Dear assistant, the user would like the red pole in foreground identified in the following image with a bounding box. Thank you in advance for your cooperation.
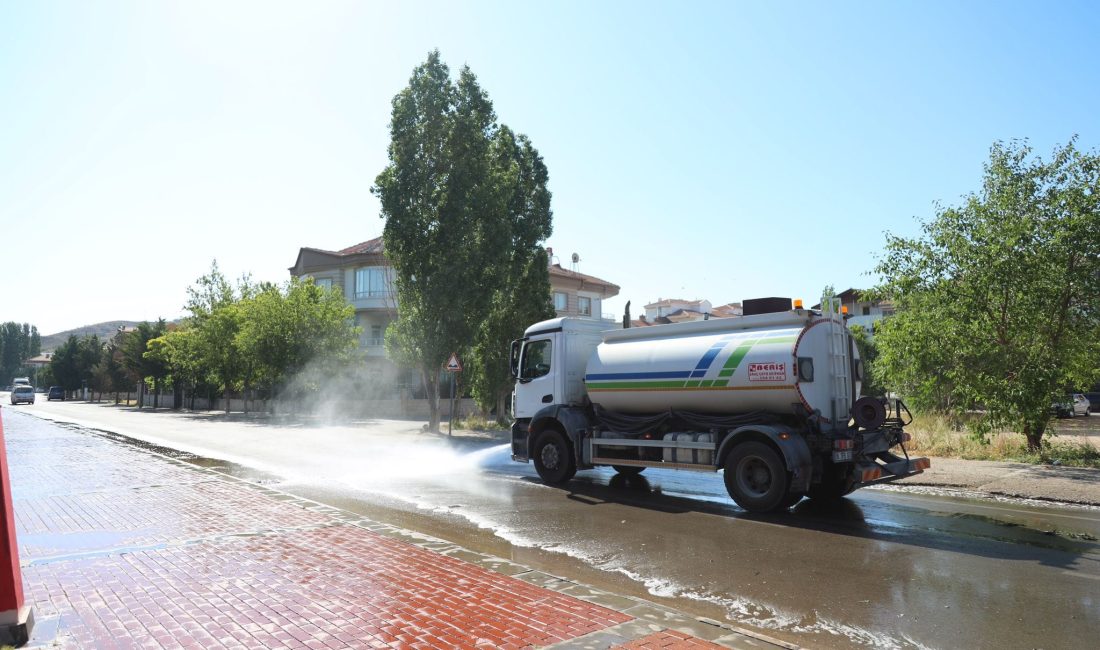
[0,409,33,646]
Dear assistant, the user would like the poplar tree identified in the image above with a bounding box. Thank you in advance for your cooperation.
[374,51,553,431]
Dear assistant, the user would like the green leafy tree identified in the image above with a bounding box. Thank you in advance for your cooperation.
[468,127,555,420]
[0,321,40,382]
[373,51,549,430]
[875,139,1100,450]
[49,335,82,391]
[119,321,168,406]
[236,278,359,401]
[183,261,247,413]
[145,328,209,408]
[849,325,884,398]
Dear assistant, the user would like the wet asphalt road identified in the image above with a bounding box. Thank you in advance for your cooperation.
[6,401,1100,649]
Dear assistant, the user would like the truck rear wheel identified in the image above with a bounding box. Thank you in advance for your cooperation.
[724,441,791,512]
[532,429,576,484]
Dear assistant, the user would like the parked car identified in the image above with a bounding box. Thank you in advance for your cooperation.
[1054,394,1091,418]
[10,386,35,405]
[1085,392,1100,414]
[47,386,64,401]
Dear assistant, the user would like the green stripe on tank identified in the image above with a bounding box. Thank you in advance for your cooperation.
[720,339,757,373]
[756,336,796,345]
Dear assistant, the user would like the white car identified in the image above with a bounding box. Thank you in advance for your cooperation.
[1055,394,1091,418]
[10,386,35,405]
[1072,394,1091,417]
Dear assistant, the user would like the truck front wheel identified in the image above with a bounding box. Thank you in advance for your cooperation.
[532,429,576,484]
[724,441,791,512]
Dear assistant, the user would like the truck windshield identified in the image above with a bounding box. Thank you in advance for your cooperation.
[520,339,552,380]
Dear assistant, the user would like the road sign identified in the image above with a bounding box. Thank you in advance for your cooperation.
[444,352,462,372]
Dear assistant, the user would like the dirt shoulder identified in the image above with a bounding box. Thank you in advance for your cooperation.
[900,455,1100,506]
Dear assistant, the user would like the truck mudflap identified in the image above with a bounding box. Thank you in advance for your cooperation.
[852,454,930,487]
[511,419,530,462]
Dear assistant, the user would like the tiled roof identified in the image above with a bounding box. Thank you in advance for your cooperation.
[335,237,384,256]
[644,298,707,310]
[548,264,619,291]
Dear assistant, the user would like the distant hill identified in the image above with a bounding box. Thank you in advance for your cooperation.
[40,321,142,351]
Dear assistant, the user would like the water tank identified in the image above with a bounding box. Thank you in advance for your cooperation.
[582,310,859,427]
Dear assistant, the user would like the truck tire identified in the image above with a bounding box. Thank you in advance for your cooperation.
[532,429,576,484]
[612,465,645,476]
[808,462,856,502]
[724,441,791,512]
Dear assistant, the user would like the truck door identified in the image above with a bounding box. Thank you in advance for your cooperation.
[515,337,556,418]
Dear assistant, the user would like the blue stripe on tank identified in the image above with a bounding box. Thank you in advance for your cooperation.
[584,371,693,381]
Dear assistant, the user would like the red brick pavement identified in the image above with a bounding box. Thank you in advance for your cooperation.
[1,411,742,649]
[23,526,630,649]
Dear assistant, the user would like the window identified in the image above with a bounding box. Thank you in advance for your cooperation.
[578,296,592,316]
[862,306,871,316]
[553,292,568,311]
[520,339,552,380]
[314,277,333,290]
[355,267,389,298]
[370,325,383,347]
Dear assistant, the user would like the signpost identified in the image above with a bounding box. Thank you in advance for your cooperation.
[444,353,462,437]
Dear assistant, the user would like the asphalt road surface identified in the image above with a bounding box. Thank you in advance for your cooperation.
[6,397,1100,649]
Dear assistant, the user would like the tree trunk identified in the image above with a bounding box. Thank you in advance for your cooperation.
[422,365,440,432]
[1023,422,1045,453]
[495,390,509,426]
[154,378,160,409]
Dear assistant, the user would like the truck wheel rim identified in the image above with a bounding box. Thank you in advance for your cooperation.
[541,443,560,469]
[738,457,772,497]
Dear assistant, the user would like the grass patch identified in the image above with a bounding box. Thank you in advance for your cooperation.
[452,413,509,432]
[905,412,1100,468]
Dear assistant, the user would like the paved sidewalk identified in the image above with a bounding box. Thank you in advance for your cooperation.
[2,411,784,649]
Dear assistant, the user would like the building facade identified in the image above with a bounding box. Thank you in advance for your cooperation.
[289,238,621,351]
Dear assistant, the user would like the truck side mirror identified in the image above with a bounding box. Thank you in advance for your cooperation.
[509,340,522,379]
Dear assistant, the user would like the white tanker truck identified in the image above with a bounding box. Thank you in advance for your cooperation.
[509,297,929,513]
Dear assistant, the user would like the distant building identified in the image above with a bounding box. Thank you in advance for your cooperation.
[630,299,743,327]
[546,249,620,322]
[25,353,52,367]
[288,237,396,357]
[813,288,894,333]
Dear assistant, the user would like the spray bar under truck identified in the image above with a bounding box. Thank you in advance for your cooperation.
[508,297,929,513]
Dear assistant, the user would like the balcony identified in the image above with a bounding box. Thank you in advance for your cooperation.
[351,290,397,310]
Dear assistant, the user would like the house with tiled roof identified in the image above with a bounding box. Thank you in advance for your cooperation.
[289,239,622,357]
[631,299,743,327]
[545,249,620,321]
[288,236,395,356]
[812,288,895,333]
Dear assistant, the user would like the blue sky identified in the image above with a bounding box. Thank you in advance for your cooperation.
[2,1,1097,335]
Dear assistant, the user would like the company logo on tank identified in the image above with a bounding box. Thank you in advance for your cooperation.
[747,362,786,382]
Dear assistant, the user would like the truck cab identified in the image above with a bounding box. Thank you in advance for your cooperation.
[510,318,609,459]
